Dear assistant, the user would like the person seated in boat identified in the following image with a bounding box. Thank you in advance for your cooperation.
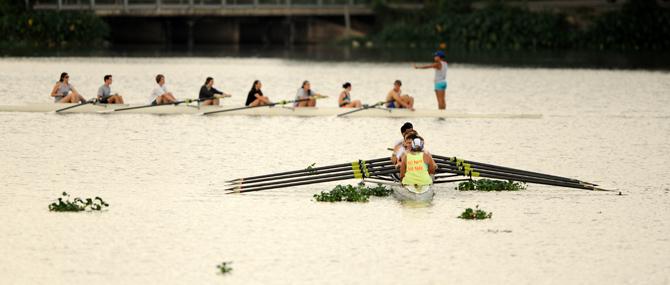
[294,80,324,107]
[97,74,124,104]
[246,80,272,107]
[199,77,229,106]
[391,122,415,166]
[399,134,437,186]
[150,74,177,105]
[50,72,86,103]
[385,80,414,110]
[338,82,361,108]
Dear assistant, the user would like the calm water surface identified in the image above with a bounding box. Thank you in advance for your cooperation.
[0,57,669,284]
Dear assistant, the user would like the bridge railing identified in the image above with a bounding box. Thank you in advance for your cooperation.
[32,0,424,9]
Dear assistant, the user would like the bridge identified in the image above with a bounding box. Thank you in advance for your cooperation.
[31,0,425,45]
[32,0,423,16]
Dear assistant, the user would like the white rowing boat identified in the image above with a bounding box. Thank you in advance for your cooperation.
[0,103,542,119]
[391,184,435,203]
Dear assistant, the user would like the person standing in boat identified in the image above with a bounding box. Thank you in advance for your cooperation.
[97,75,124,104]
[385,80,414,110]
[50,72,86,103]
[294,80,324,107]
[413,51,448,110]
[150,74,177,105]
[245,80,272,107]
[399,134,437,186]
[199,77,229,106]
[338,82,362,108]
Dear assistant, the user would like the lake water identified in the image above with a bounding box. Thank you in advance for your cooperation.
[0,57,669,284]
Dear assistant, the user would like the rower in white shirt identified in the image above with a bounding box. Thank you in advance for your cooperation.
[391,122,415,166]
[150,74,177,105]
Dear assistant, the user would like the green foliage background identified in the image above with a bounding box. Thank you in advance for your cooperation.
[372,0,670,51]
[0,0,109,47]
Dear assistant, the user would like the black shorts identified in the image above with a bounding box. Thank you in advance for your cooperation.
[99,96,110,103]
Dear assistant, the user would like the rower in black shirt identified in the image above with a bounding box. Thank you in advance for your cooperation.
[199,77,229,106]
[245,80,272,106]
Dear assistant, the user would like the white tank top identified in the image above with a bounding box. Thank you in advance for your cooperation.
[434,61,447,83]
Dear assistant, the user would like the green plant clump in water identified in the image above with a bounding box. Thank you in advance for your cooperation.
[306,163,317,173]
[457,179,526,191]
[313,184,392,202]
[48,192,109,212]
[217,261,233,275]
[458,205,493,220]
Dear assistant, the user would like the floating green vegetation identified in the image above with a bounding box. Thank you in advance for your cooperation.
[48,192,109,212]
[457,179,526,191]
[306,163,317,173]
[313,184,392,202]
[217,261,233,275]
[458,205,493,220]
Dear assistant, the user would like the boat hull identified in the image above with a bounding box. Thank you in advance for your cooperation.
[391,184,434,203]
[0,103,543,119]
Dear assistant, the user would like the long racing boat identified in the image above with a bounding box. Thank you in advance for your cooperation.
[0,103,543,119]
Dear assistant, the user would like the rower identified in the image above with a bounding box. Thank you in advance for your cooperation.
[294,80,324,107]
[413,50,448,110]
[97,75,124,104]
[385,80,414,110]
[399,134,437,186]
[199,77,229,106]
[391,122,414,165]
[150,74,176,105]
[50,72,86,103]
[338,82,362,108]
[245,80,271,107]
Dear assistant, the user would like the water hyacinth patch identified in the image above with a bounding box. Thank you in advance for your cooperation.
[313,184,392,202]
[457,179,526,191]
[217,261,233,275]
[48,192,109,212]
[458,205,493,220]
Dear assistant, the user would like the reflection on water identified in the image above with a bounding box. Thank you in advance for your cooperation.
[3,44,670,70]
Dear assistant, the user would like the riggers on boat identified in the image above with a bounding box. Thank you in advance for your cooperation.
[0,103,543,119]
[224,155,612,199]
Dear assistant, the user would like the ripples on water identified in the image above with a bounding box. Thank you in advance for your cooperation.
[0,58,669,284]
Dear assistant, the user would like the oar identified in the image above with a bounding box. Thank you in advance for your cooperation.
[225,165,397,192]
[227,168,399,194]
[434,162,610,191]
[202,95,328,116]
[225,157,390,183]
[434,159,587,187]
[54,98,97,113]
[337,100,391,117]
[227,160,394,189]
[105,95,229,113]
[432,155,597,186]
[226,160,394,186]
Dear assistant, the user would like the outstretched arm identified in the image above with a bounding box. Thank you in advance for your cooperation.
[413,62,440,70]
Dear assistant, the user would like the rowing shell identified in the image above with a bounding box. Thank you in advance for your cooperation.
[0,103,543,119]
[391,184,435,203]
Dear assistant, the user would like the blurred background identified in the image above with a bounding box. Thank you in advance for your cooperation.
[1,0,669,68]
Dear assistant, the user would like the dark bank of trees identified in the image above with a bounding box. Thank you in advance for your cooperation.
[0,0,108,47]
[370,0,670,51]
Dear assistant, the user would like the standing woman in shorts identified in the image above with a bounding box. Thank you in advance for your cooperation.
[413,51,448,110]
